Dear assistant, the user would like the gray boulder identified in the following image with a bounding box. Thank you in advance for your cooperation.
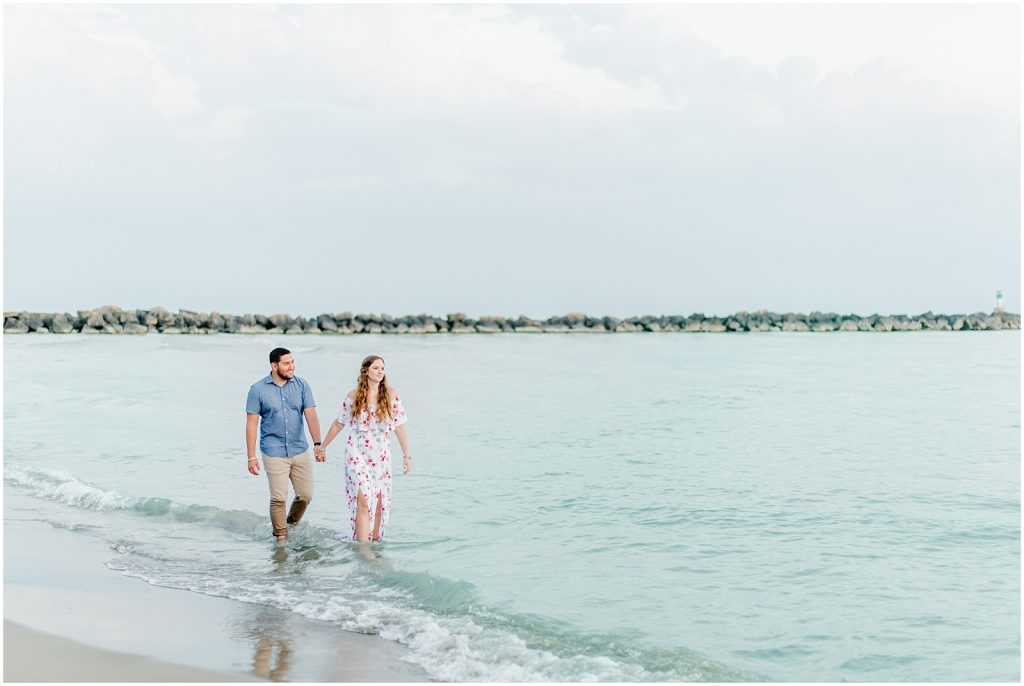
[149,307,176,327]
[21,313,46,331]
[123,323,148,334]
[270,313,294,329]
[50,313,74,334]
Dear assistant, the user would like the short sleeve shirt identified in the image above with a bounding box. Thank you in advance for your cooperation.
[246,375,316,457]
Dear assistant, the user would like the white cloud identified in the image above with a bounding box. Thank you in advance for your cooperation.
[86,25,203,119]
[179,107,249,142]
[291,5,679,115]
[626,4,1019,114]
[149,63,202,118]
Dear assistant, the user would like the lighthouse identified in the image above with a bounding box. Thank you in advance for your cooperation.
[996,290,1004,313]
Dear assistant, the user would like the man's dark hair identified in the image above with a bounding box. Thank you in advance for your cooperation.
[269,347,291,364]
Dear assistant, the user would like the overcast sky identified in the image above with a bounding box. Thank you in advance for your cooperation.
[4,3,1020,318]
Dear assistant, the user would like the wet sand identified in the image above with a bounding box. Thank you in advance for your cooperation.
[3,515,429,682]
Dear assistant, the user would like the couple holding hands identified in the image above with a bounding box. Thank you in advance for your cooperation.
[245,348,412,544]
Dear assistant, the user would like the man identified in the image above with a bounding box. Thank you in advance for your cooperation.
[246,347,324,543]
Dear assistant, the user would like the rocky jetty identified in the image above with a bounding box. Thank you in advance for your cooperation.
[2,307,1019,334]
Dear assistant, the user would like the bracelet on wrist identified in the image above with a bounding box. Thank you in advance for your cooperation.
[247,457,257,462]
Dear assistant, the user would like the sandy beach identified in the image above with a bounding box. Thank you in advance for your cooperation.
[4,620,259,682]
[3,511,429,682]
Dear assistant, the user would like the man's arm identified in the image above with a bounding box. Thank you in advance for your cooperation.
[304,407,324,462]
[246,413,260,475]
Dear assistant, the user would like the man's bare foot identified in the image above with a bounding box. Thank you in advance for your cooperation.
[275,535,287,545]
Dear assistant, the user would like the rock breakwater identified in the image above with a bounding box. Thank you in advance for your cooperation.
[3,307,1019,334]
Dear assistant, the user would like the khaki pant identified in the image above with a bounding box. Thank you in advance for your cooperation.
[263,451,314,537]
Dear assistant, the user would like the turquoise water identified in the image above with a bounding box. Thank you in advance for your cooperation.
[3,332,1020,681]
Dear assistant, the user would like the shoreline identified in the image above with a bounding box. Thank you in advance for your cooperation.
[3,621,260,683]
[4,306,1020,334]
[3,512,430,683]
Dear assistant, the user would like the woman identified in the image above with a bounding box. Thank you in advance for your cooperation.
[317,355,411,542]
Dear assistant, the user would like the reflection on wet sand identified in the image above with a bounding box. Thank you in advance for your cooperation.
[237,606,296,682]
[252,633,293,682]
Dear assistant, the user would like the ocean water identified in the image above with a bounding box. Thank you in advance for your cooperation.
[3,332,1019,682]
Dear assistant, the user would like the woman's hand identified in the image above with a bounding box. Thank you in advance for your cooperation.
[403,455,412,474]
[314,445,327,462]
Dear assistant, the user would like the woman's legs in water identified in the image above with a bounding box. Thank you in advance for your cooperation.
[372,496,383,541]
[354,490,385,542]
[355,490,370,542]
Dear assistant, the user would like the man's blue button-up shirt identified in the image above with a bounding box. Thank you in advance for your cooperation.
[246,374,316,458]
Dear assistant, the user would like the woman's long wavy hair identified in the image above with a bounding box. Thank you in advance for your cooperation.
[351,355,392,422]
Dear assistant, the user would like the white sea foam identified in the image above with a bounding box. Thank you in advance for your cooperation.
[104,545,663,682]
[5,465,133,510]
[9,462,729,682]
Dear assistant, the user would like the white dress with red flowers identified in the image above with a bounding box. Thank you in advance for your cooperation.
[336,391,408,541]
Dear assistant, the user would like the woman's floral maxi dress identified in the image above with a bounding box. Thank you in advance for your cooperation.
[336,392,407,541]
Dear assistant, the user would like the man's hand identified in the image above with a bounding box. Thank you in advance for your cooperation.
[314,446,326,463]
[248,457,260,476]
